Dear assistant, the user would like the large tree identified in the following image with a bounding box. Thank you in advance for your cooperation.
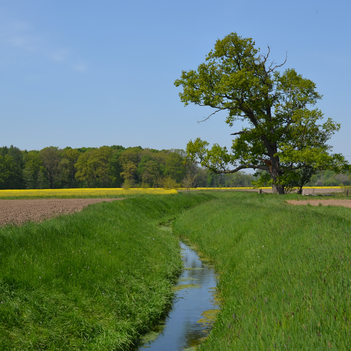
[175,33,347,194]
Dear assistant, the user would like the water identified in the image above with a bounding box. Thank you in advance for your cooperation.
[138,241,219,350]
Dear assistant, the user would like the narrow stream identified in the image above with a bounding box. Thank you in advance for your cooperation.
[138,241,219,350]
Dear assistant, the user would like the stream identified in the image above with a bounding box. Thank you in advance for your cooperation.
[138,241,219,350]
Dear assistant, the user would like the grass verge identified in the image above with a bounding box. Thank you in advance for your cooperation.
[0,193,213,350]
[173,191,351,350]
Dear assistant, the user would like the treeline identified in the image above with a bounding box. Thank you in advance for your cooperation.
[2,145,348,190]
[307,170,351,186]
[0,145,255,189]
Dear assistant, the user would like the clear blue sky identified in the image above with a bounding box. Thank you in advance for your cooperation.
[1,0,350,162]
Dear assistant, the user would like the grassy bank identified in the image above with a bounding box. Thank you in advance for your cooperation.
[173,192,351,350]
[0,193,213,350]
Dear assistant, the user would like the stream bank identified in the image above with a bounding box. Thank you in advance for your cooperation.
[137,240,219,350]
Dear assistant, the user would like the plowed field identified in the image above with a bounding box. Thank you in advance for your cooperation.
[0,198,123,226]
[287,199,351,208]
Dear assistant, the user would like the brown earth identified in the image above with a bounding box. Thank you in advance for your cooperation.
[0,198,123,226]
[287,199,351,208]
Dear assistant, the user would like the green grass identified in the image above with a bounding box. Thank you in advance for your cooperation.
[173,192,351,350]
[0,193,214,350]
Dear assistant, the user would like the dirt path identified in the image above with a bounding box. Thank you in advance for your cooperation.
[0,198,123,226]
[287,199,351,208]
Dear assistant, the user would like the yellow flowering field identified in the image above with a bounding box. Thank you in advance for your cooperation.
[180,187,257,190]
[0,186,343,198]
[0,188,178,199]
[179,186,343,191]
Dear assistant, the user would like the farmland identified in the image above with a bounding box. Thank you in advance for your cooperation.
[0,193,214,350]
[0,188,177,199]
[1,191,351,350]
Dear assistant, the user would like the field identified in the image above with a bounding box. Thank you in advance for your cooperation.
[173,192,351,350]
[0,199,123,226]
[0,193,214,350]
[1,190,351,350]
[0,188,177,199]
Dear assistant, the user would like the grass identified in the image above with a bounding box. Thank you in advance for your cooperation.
[172,191,351,350]
[0,193,214,350]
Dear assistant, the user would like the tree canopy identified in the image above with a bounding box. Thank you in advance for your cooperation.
[175,33,348,193]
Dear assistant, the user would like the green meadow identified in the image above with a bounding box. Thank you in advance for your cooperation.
[0,193,213,350]
[173,192,351,350]
[1,191,351,350]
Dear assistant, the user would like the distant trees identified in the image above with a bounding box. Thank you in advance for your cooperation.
[2,143,350,190]
[0,146,25,189]
[307,170,351,187]
[39,147,62,189]
[0,154,21,189]
[8,144,350,189]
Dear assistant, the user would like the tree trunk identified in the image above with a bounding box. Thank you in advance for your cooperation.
[269,154,284,194]
[272,183,284,194]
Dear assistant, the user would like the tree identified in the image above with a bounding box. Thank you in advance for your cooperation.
[108,151,124,187]
[61,148,81,188]
[0,155,19,189]
[90,146,113,187]
[39,147,62,188]
[175,33,348,194]
[138,158,161,187]
[182,171,196,191]
[0,146,25,188]
[164,151,186,183]
[75,151,94,187]
[23,151,45,189]
[120,162,137,186]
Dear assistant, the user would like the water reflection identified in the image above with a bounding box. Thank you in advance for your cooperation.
[138,241,219,350]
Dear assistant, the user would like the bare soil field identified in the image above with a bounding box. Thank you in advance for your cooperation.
[0,198,123,226]
[287,199,351,208]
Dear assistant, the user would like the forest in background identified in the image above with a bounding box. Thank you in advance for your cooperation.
[0,145,350,190]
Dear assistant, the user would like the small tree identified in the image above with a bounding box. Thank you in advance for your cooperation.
[182,171,196,191]
[163,177,179,189]
[175,33,348,194]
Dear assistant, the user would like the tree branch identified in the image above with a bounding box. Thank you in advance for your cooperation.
[197,109,222,123]
[266,52,288,73]
[261,46,271,65]
[230,131,250,136]
[209,164,268,174]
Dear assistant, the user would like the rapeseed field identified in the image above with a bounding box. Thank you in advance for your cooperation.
[0,188,177,199]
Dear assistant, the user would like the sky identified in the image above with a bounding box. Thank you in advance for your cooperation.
[1,0,350,163]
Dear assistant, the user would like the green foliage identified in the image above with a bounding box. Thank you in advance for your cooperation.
[307,170,351,187]
[23,151,46,189]
[173,192,351,349]
[75,147,113,188]
[39,147,61,189]
[61,148,80,188]
[0,155,23,189]
[175,33,348,194]
[164,151,186,183]
[108,151,124,187]
[251,170,272,188]
[0,144,256,190]
[223,171,255,187]
[162,176,180,189]
[0,146,25,189]
[121,179,132,189]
